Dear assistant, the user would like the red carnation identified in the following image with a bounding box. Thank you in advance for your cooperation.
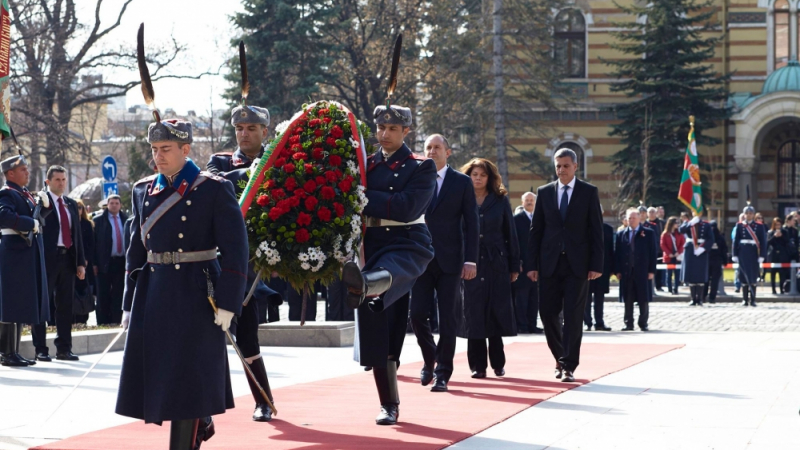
[338,179,352,193]
[323,117,332,124]
[318,108,329,116]
[284,163,296,173]
[294,188,307,199]
[329,155,342,167]
[284,177,297,192]
[280,148,291,158]
[305,196,318,211]
[326,137,337,146]
[293,152,308,161]
[309,118,321,127]
[325,171,339,183]
[256,195,270,207]
[295,228,310,243]
[271,188,286,200]
[334,202,345,217]
[297,212,312,227]
[288,196,300,208]
[312,148,324,160]
[335,169,343,178]
[293,127,304,135]
[291,144,302,153]
[303,180,317,193]
[289,135,300,144]
[305,163,314,174]
[314,129,324,137]
[268,207,284,221]
[321,186,335,200]
[274,157,286,168]
[317,207,332,222]
[314,176,325,186]
[330,125,344,139]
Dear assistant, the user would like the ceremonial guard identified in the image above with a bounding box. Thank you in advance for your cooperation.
[342,104,436,425]
[679,211,712,306]
[733,205,767,306]
[0,154,50,366]
[207,100,281,422]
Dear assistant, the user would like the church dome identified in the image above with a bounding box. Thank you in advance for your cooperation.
[762,60,800,94]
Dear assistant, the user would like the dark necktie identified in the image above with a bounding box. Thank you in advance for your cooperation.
[114,215,123,255]
[560,185,570,221]
[58,197,72,248]
[629,228,636,266]
[429,175,440,211]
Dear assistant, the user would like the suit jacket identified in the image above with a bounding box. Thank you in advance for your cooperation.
[615,226,657,302]
[528,178,603,278]
[93,209,129,274]
[425,166,479,274]
[43,193,86,273]
[513,210,534,289]
[590,222,616,294]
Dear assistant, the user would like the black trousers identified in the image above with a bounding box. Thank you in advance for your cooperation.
[325,276,354,321]
[623,274,649,328]
[410,258,460,381]
[96,257,125,325]
[288,286,317,322]
[231,298,261,358]
[704,264,723,301]
[513,282,539,332]
[584,291,606,327]
[32,253,75,354]
[539,254,588,372]
[467,337,505,372]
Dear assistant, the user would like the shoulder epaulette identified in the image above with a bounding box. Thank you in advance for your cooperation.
[199,171,226,183]
[410,153,427,161]
[212,152,234,157]
[134,174,158,186]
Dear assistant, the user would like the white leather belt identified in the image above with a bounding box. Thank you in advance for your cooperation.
[687,239,705,244]
[740,239,757,245]
[0,228,33,235]
[366,215,425,228]
[147,249,218,265]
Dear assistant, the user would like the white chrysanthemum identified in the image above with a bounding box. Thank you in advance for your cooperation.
[275,120,291,135]
[298,253,309,262]
[349,137,360,149]
[271,241,277,247]
[301,262,311,270]
[255,249,262,258]
[347,160,358,174]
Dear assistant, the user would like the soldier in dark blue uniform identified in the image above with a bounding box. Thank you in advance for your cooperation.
[116,119,249,450]
[679,211,712,306]
[342,104,436,425]
[0,155,50,366]
[733,205,767,307]
[206,104,281,423]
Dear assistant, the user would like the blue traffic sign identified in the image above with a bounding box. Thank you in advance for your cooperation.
[102,156,117,181]
[103,182,119,198]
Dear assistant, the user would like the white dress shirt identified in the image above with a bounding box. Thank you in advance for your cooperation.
[51,192,72,248]
[557,177,576,206]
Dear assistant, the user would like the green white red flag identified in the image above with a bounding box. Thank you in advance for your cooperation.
[0,0,10,139]
[678,116,702,214]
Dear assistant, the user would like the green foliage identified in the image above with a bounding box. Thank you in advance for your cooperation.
[603,0,731,213]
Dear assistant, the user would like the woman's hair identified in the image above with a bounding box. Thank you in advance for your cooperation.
[663,216,679,236]
[459,158,508,197]
[771,217,782,231]
[76,199,94,228]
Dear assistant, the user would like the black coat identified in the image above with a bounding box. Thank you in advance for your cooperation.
[93,210,129,274]
[708,222,728,267]
[43,192,86,271]
[589,223,616,295]
[78,218,96,294]
[458,193,519,339]
[512,210,534,290]
[528,178,604,278]
[424,166,479,274]
[768,229,790,263]
[615,226,657,303]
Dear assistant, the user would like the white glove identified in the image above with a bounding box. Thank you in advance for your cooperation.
[37,191,50,208]
[758,257,765,264]
[214,308,234,332]
[732,256,739,263]
[121,311,131,330]
[694,247,705,257]
[32,219,40,234]
[688,216,700,226]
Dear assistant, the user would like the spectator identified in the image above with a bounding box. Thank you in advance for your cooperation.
[93,194,128,325]
[657,206,666,222]
[660,216,685,295]
[703,221,728,304]
[513,192,542,334]
[618,215,629,232]
[732,213,745,293]
[645,207,665,292]
[784,212,799,263]
[755,213,764,224]
[767,217,789,294]
[73,200,95,325]
[680,211,690,225]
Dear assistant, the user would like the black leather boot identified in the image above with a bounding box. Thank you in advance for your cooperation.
[169,419,199,450]
[247,358,274,422]
[342,262,393,309]
[373,360,400,425]
[15,323,35,366]
[742,286,749,306]
[0,323,26,367]
[750,286,757,307]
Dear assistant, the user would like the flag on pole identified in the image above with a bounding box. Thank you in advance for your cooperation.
[0,0,11,138]
[678,115,702,214]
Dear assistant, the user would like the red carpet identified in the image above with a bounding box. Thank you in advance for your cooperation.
[35,342,681,450]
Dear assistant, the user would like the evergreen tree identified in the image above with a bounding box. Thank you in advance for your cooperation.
[604,0,731,212]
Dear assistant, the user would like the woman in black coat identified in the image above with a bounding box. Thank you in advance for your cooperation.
[457,158,519,378]
[767,217,789,294]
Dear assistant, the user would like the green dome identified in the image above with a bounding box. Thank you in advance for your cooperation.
[763,60,800,94]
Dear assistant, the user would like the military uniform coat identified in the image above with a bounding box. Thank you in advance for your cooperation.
[458,193,520,339]
[207,147,262,189]
[679,220,712,284]
[116,159,248,424]
[733,221,768,285]
[0,182,50,324]
[355,144,436,368]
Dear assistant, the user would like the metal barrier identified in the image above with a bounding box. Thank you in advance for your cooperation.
[655,260,800,295]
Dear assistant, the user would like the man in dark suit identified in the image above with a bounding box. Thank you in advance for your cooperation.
[31,165,86,361]
[92,194,128,325]
[585,208,614,331]
[645,207,665,292]
[410,134,479,392]
[615,208,657,331]
[528,148,603,383]
[513,192,542,334]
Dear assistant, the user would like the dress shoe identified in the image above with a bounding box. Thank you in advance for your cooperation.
[471,370,486,379]
[35,353,51,362]
[595,325,612,331]
[621,326,634,331]
[688,300,697,306]
[741,299,749,306]
[562,370,575,382]
[750,300,757,307]
[56,352,79,361]
[0,353,28,367]
[375,404,399,425]
[494,368,505,377]
[696,301,703,307]
[554,366,563,379]
[531,327,544,334]
[364,366,373,371]
[708,299,716,304]
[252,403,273,422]
[420,367,433,386]
[585,324,592,331]
[195,416,215,448]
[735,288,740,293]
[640,326,650,331]
[17,354,36,366]
[430,378,448,392]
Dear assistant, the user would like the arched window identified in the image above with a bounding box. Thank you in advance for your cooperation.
[558,142,586,179]
[777,139,800,197]
[775,0,791,70]
[554,9,586,79]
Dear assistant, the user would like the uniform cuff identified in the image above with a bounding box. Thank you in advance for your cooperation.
[464,262,476,266]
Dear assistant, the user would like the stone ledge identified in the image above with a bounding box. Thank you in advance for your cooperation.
[19,329,126,359]
[257,321,354,347]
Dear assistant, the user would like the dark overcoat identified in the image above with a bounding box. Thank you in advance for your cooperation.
[707,222,728,280]
[589,223,616,295]
[512,211,534,291]
[458,193,520,339]
[0,182,50,324]
[355,144,436,368]
[679,220,712,284]
[733,221,768,285]
[116,159,248,424]
[615,226,657,304]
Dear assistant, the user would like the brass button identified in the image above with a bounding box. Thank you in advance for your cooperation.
[181,216,187,221]
[146,233,151,239]
[178,233,184,239]
[385,227,390,231]
[186,200,192,206]
[145,201,149,206]
[389,187,394,190]
[480,234,483,238]
[178,249,183,253]
[175,264,180,270]
[150,267,155,272]
[481,278,484,281]
[394,173,399,177]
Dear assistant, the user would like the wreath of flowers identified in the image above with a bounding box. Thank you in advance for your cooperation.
[239,101,373,290]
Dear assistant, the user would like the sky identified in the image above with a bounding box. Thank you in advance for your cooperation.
[76,0,245,115]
